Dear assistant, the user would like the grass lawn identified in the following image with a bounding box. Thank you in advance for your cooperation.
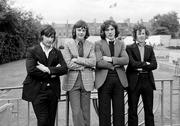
[0,59,180,126]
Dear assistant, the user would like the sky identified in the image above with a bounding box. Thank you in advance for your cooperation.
[11,0,180,24]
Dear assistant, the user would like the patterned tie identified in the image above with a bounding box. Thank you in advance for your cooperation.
[109,41,114,56]
[78,41,84,57]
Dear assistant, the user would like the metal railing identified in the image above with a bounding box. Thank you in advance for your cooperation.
[0,78,180,126]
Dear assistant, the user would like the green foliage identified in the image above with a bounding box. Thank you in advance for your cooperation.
[0,0,43,64]
[166,46,180,49]
[152,26,170,35]
[150,11,179,38]
[0,33,22,63]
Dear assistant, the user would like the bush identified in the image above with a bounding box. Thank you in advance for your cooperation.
[166,46,180,49]
[0,0,42,64]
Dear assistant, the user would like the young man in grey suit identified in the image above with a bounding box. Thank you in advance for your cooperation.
[22,25,68,126]
[95,20,129,126]
[62,20,96,126]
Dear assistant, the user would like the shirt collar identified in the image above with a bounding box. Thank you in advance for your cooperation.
[106,38,116,45]
[40,42,53,53]
[136,41,146,47]
[75,39,85,45]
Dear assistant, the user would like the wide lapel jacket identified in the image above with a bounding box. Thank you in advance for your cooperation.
[62,39,96,91]
[95,39,129,89]
[22,44,68,101]
[126,42,157,91]
[130,43,151,62]
[25,44,50,80]
[132,44,141,61]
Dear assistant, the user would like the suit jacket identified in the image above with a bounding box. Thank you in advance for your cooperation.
[62,39,96,91]
[126,43,157,91]
[22,44,68,102]
[94,39,129,89]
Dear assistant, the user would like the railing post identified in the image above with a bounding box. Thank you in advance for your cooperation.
[28,102,30,126]
[179,76,180,122]
[66,92,69,126]
[17,100,20,126]
[170,80,173,126]
[56,102,59,126]
[161,81,164,125]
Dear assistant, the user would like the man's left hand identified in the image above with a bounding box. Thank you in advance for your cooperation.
[36,62,50,74]
[102,56,112,62]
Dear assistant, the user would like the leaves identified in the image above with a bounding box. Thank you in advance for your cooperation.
[0,0,43,64]
[150,11,179,38]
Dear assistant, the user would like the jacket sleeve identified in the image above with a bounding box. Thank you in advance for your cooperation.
[26,48,49,79]
[143,47,157,71]
[48,50,68,76]
[95,41,114,70]
[62,42,84,70]
[112,41,129,66]
[126,45,157,71]
[126,46,147,69]
[75,43,96,68]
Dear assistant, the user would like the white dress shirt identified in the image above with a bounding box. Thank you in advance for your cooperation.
[40,42,53,58]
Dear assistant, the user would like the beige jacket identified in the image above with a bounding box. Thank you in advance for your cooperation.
[62,39,96,91]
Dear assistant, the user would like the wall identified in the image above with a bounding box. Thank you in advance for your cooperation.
[169,39,180,47]
[169,52,180,64]
[159,35,171,46]
[124,35,171,46]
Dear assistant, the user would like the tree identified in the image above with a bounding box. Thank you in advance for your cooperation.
[0,0,43,64]
[150,11,179,38]
[153,26,170,35]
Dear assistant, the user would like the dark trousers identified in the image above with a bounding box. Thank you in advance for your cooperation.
[128,73,154,126]
[32,87,58,126]
[98,73,125,126]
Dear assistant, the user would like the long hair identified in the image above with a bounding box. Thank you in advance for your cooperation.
[132,24,149,42]
[72,20,90,40]
[100,19,119,40]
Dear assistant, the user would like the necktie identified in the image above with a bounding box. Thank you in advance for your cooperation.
[78,41,83,57]
[109,41,114,56]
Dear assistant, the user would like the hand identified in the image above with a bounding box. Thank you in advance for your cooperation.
[51,75,56,78]
[137,68,142,71]
[102,56,112,62]
[146,62,150,65]
[114,65,121,68]
[110,66,115,71]
[56,64,61,67]
[36,62,50,74]
[72,58,78,62]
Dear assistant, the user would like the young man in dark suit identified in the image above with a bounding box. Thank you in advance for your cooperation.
[126,24,157,126]
[95,20,129,126]
[22,25,68,126]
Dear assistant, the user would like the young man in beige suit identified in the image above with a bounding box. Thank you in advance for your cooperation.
[95,20,129,126]
[62,20,96,126]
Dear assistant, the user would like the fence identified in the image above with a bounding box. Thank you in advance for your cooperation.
[0,78,180,126]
